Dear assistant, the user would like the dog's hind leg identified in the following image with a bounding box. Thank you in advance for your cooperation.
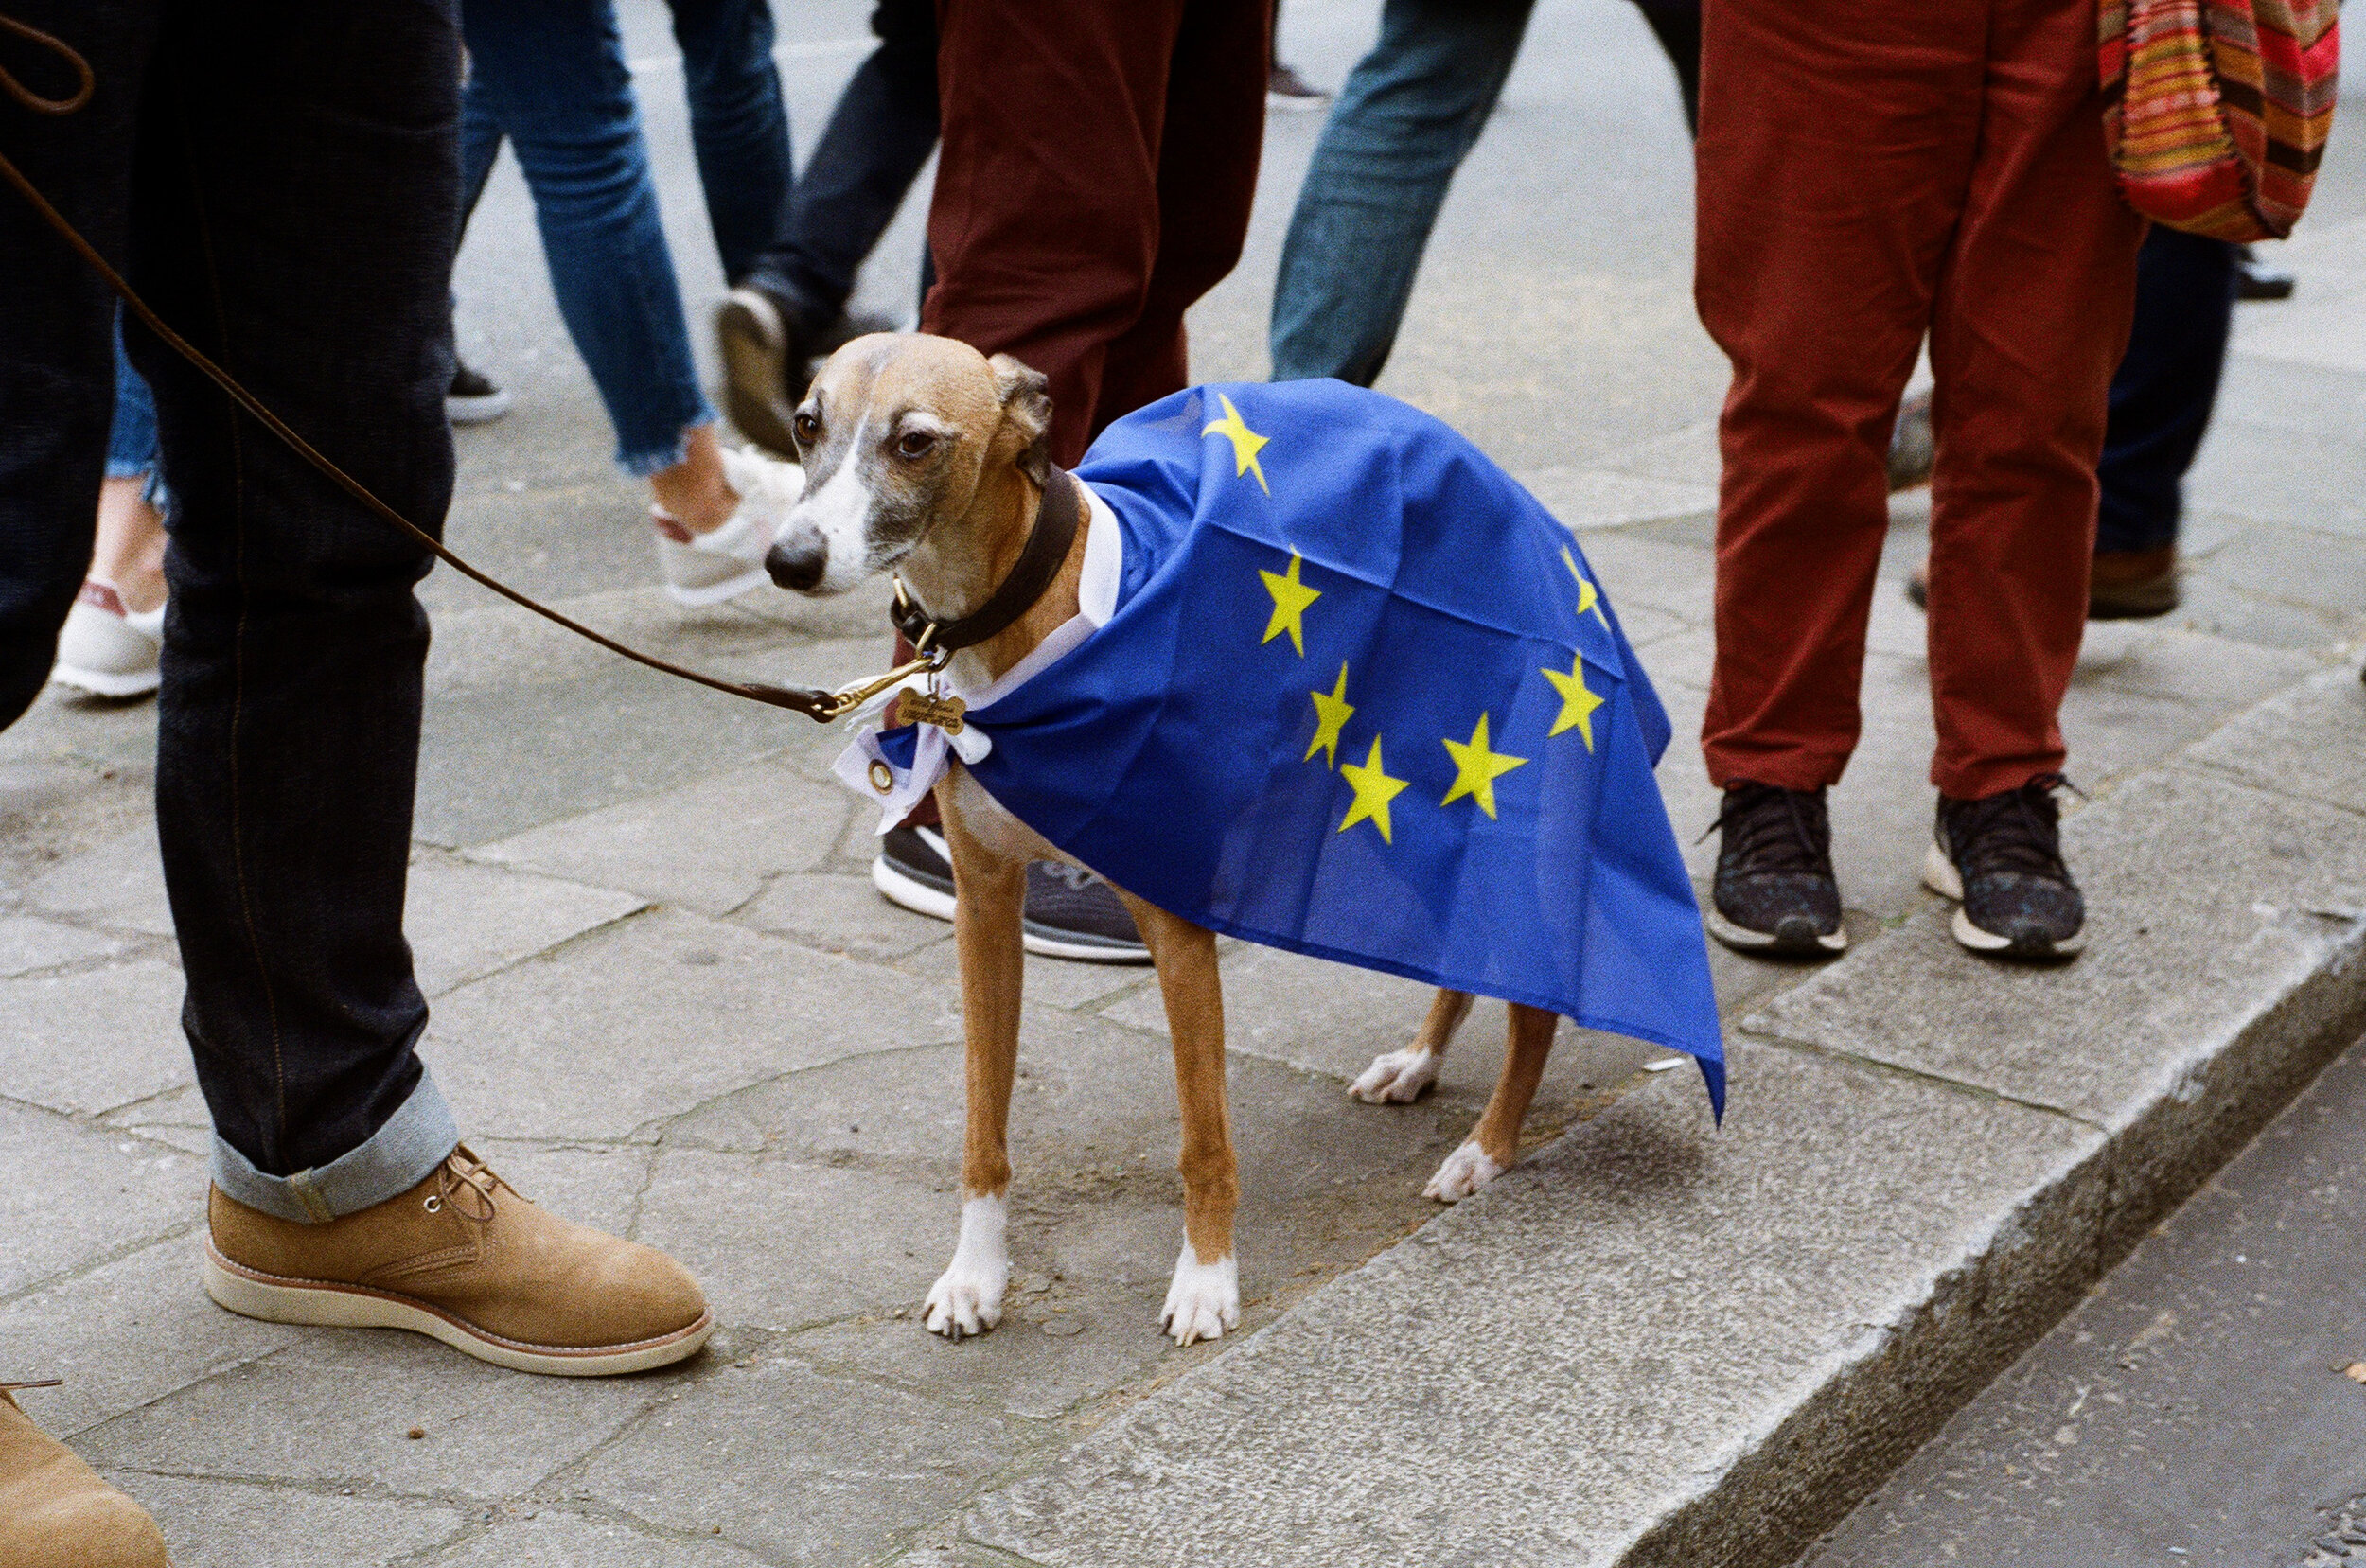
[1117,892,1242,1347]
[1425,1003,1556,1203]
[921,808,1028,1340]
[1350,988,1474,1104]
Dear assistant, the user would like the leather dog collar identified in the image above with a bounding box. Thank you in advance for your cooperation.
[890,466,1084,654]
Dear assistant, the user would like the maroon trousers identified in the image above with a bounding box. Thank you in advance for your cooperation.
[923,0,1268,467]
[1694,0,2145,800]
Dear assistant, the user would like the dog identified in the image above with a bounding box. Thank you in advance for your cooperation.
[767,334,1572,1347]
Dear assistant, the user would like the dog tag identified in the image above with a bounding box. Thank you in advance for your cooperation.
[893,688,967,735]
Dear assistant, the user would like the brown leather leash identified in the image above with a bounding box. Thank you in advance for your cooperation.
[0,13,916,724]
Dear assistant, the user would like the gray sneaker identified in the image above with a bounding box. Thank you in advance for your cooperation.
[1923,775,2085,959]
[873,825,1149,963]
[1705,782,1847,957]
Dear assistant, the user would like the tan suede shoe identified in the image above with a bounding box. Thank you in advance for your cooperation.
[203,1148,712,1376]
[0,1385,168,1568]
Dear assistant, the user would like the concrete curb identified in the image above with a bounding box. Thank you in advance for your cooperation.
[953,662,2366,1568]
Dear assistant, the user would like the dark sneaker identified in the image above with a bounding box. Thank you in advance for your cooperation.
[715,285,803,457]
[1886,390,1935,492]
[874,823,958,922]
[1923,775,2085,958]
[448,361,511,426]
[872,826,1150,964]
[1705,783,1846,956]
[2235,244,2296,301]
[1024,861,1150,963]
[1267,61,1332,111]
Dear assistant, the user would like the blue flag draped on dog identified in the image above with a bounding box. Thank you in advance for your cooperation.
[840,380,1724,1116]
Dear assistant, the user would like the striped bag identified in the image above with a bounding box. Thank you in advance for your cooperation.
[2099,0,2340,241]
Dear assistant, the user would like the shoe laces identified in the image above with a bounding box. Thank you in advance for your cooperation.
[1704,783,1831,873]
[1945,773,2079,881]
[426,1147,507,1222]
[1036,861,1102,891]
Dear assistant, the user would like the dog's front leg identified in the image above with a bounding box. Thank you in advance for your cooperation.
[921,803,1028,1340]
[1114,893,1241,1347]
[1349,987,1474,1103]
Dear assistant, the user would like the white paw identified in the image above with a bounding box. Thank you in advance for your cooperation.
[1349,1047,1440,1104]
[1157,1245,1240,1347]
[1422,1140,1505,1203]
[922,1196,1009,1340]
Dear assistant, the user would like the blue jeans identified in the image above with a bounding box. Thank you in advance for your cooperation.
[458,0,764,475]
[741,0,938,327]
[107,316,159,481]
[1270,0,1534,387]
[2,0,465,1220]
[2095,227,2237,555]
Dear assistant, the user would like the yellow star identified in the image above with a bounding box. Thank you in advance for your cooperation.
[1542,653,1606,751]
[1202,393,1270,494]
[1259,551,1321,657]
[1305,662,1354,768]
[1562,546,1611,629]
[1439,714,1529,819]
[1336,736,1410,844]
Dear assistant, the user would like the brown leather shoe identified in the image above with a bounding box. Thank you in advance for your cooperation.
[2089,545,2179,619]
[0,1385,168,1568]
[203,1148,712,1376]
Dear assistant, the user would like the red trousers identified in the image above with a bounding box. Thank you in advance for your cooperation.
[1694,0,2145,800]
[924,0,1268,467]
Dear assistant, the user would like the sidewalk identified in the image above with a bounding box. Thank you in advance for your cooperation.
[2,2,2363,1563]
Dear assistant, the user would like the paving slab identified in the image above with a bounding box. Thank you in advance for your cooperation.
[81,1330,667,1499]
[2190,660,2366,815]
[1748,767,2366,1127]
[419,908,961,1141]
[0,960,191,1118]
[118,1474,464,1568]
[0,1103,203,1298]
[405,858,646,997]
[965,1042,2098,1568]
[0,1236,295,1439]
[468,758,845,916]
[430,1512,778,1566]
[0,913,128,978]
[741,871,949,960]
[20,827,174,936]
[577,1359,1016,1566]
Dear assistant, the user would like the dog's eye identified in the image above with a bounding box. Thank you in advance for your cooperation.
[894,430,938,460]
[792,409,821,446]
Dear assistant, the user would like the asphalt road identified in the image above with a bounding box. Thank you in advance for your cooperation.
[1805,1033,2366,1568]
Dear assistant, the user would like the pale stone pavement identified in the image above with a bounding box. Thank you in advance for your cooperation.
[3,1,2363,1562]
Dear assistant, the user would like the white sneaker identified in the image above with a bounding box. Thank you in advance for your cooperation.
[652,446,806,608]
[50,580,164,697]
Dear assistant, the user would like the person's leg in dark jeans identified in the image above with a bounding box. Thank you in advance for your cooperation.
[664,0,795,285]
[4,0,709,1388]
[719,0,940,451]
[1268,0,1533,387]
[2090,226,2237,616]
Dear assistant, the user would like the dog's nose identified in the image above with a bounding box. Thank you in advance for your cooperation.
[766,526,828,592]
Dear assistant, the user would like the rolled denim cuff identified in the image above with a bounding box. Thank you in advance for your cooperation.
[209,1069,459,1224]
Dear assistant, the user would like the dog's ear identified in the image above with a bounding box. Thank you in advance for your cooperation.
[988,353,1053,487]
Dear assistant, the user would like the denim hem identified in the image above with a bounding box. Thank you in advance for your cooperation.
[209,1070,460,1223]
[618,410,719,479]
[103,459,154,482]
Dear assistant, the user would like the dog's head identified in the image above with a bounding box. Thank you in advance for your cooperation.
[764,333,1053,596]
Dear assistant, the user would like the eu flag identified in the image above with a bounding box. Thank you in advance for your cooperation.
[846,380,1723,1116]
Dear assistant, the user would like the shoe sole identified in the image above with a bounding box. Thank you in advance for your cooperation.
[1920,843,2086,958]
[1704,905,1846,958]
[715,294,801,458]
[202,1242,714,1377]
[662,564,771,608]
[48,661,160,698]
[447,391,513,426]
[874,854,1152,963]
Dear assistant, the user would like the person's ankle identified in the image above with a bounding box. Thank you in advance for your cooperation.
[648,427,740,534]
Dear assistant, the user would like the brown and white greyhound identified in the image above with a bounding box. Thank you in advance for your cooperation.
[766,334,1562,1346]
